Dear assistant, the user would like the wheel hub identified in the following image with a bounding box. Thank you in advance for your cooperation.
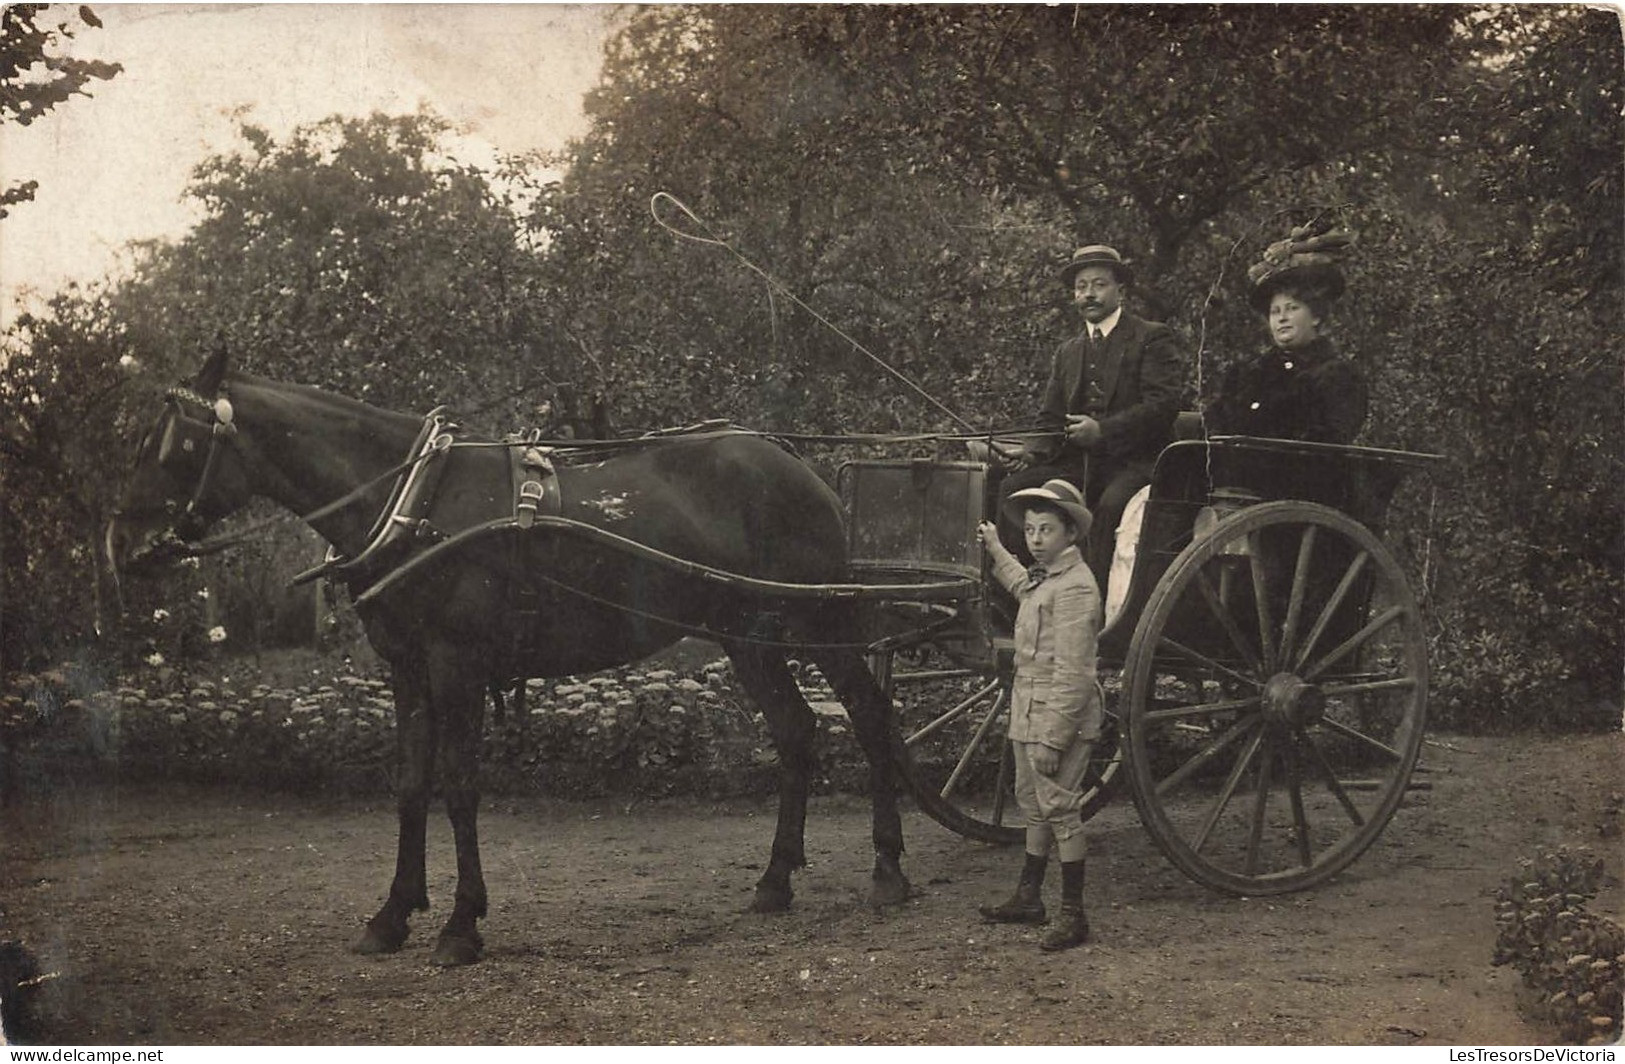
[1261,673,1326,728]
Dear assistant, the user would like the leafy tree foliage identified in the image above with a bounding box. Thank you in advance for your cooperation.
[117,111,557,429]
[3,112,558,675]
[533,4,1622,727]
[4,5,1619,729]
[0,284,133,672]
[0,3,122,216]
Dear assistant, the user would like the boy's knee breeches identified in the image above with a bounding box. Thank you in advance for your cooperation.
[1012,737,1098,842]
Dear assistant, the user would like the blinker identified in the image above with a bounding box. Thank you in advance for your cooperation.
[157,416,208,465]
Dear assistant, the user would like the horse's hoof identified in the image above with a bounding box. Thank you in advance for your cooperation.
[747,886,793,914]
[354,921,408,956]
[429,931,483,967]
[869,873,912,908]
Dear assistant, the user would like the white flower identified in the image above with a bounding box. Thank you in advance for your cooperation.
[182,557,201,569]
[196,588,210,600]
[207,626,227,644]
[151,608,170,622]
[145,652,165,667]
[118,354,138,368]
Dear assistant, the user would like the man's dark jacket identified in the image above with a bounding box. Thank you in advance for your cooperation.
[1031,313,1186,480]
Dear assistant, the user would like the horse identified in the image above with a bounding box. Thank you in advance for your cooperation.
[105,347,912,966]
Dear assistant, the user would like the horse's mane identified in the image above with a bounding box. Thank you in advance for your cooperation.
[226,370,425,432]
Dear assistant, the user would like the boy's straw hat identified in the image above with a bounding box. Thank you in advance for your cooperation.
[1004,479,1093,539]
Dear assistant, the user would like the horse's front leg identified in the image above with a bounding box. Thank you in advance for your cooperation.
[355,661,434,955]
[428,652,489,967]
[728,647,814,913]
[815,646,911,907]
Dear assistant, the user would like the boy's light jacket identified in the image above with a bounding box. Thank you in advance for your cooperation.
[988,542,1105,750]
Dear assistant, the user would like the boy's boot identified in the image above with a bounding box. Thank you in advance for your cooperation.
[1039,859,1090,951]
[978,851,1048,924]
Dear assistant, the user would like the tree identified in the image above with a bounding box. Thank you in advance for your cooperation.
[5,5,1618,727]
[111,111,563,431]
[533,4,1621,726]
[0,283,135,672]
[0,3,122,217]
[3,111,559,675]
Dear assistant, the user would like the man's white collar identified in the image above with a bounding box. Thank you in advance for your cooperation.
[1089,307,1124,339]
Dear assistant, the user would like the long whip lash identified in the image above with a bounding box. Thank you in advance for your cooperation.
[650,192,979,433]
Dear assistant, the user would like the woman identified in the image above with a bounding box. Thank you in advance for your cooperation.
[1104,232,1367,626]
[1205,235,1369,444]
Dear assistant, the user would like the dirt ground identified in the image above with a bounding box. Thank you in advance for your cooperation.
[1,731,1620,1046]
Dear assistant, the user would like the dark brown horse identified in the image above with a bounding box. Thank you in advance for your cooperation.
[106,348,911,966]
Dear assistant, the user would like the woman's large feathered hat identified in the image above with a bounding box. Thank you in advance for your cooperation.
[1247,219,1353,314]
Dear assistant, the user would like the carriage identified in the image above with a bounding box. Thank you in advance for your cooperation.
[846,427,1441,896]
[108,355,1442,963]
[351,415,1443,898]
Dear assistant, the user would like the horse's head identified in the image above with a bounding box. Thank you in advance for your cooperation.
[105,346,256,582]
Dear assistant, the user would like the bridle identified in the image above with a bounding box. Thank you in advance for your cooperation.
[121,384,433,562]
[160,384,240,541]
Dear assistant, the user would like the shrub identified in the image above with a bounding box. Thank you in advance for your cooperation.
[5,651,882,802]
[1492,846,1624,1045]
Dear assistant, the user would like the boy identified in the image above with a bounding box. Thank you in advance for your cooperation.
[975,478,1104,951]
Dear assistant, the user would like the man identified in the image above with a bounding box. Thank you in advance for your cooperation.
[999,245,1186,586]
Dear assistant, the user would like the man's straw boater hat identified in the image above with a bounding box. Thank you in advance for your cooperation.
[1247,219,1352,314]
[1060,244,1133,288]
[1004,479,1094,539]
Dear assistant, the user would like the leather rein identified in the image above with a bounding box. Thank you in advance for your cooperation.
[139,384,1060,566]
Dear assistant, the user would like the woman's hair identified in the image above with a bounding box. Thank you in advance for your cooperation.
[1264,282,1333,322]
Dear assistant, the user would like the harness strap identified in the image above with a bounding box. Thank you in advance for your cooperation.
[320,412,458,587]
[503,441,564,686]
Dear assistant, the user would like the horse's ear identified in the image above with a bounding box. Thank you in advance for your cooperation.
[195,340,229,396]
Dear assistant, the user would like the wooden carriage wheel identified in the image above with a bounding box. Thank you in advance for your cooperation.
[874,642,1123,846]
[1122,500,1428,894]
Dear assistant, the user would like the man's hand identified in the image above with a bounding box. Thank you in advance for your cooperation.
[991,439,1031,471]
[1032,744,1061,776]
[1065,414,1102,448]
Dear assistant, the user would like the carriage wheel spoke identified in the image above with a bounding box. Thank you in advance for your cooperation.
[1159,636,1261,689]
[1296,727,1366,826]
[1247,539,1278,670]
[990,744,1013,826]
[1284,734,1313,866]
[1145,693,1261,724]
[1290,550,1370,672]
[1195,570,1262,673]
[1243,740,1275,876]
[940,685,1006,799]
[904,677,1001,747]
[1301,605,1406,682]
[1278,525,1318,668]
[1317,715,1402,763]
[1193,726,1265,854]
[1319,676,1416,698]
[1156,713,1260,797]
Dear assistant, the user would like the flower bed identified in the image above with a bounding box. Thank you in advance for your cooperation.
[1,652,877,800]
